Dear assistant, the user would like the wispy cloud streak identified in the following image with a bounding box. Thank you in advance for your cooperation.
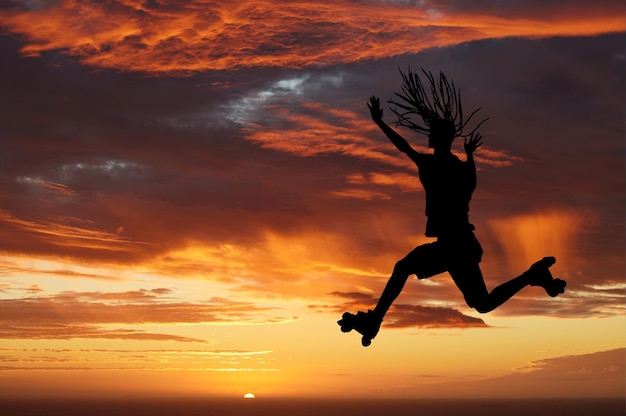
[0,289,293,341]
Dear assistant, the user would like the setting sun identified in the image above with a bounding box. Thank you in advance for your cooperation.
[244,393,256,399]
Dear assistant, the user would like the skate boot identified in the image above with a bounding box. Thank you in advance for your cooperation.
[337,310,382,347]
[524,256,566,297]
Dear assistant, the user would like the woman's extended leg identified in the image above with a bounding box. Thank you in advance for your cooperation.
[371,261,412,321]
[372,241,447,321]
[450,257,564,314]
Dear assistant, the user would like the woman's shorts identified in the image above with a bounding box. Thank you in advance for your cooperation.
[399,232,483,279]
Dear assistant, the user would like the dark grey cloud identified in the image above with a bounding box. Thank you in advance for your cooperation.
[0,32,623,317]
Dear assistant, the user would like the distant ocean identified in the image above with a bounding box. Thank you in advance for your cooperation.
[1,397,623,416]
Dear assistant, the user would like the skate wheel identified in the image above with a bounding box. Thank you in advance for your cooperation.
[545,278,566,297]
[339,324,352,333]
[527,256,557,287]
[337,316,353,333]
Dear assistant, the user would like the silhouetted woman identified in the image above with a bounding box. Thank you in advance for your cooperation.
[338,69,565,346]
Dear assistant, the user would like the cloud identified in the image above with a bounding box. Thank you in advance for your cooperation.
[239,91,520,168]
[0,209,156,261]
[0,23,622,322]
[388,303,487,328]
[360,348,626,398]
[0,289,294,341]
[0,347,278,372]
[491,284,626,318]
[326,291,488,329]
[0,324,204,343]
[0,0,622,74]
[244,101,400,162]
[465,348,626,398]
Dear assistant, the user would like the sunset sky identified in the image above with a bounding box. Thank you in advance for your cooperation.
[0,0,624,400]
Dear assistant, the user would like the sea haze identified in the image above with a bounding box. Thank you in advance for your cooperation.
[0,398,623,416]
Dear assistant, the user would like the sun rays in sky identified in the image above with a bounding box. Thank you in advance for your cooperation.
[0,0,624,399]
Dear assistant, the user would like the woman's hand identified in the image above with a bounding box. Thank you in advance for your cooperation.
[367,96,384,123]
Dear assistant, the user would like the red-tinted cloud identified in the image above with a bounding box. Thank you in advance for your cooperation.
[0,0,622,74]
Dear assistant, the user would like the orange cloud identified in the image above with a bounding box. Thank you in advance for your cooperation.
[0,0,622,74]
[0,209,155,260]
[0,289,292,341]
